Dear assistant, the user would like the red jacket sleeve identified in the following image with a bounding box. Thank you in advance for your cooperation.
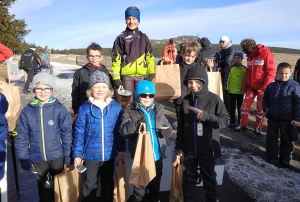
[0,43,13,63]
[262,51,276,90]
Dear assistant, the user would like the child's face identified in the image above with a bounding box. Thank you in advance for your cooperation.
[86,50,103,66]
[219,40,228,48]
[183,51,197,65]
[91,83,109,101]
[34,84,53,103]
[187,80,201,92]
[234,56,242,64]
[139,93,155,107]
[277,68,291,82]
[126,16,139,30]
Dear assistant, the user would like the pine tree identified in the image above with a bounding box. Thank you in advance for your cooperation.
[0,0,31,53]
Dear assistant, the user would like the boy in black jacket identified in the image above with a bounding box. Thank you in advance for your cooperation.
[262,62,300,168]
[175,64,229,202]
[71,42,112,115]
[173,41,200,121]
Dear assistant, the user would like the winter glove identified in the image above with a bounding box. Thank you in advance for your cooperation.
[64,155,71,168]
[113,79,123,88]
[144,74,155,82]
[160,127,173,138]
[175,149,183,156]
[20,159,31,170]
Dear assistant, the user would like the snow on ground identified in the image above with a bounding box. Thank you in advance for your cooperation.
[223,148,300,202]
[20,62,300,201]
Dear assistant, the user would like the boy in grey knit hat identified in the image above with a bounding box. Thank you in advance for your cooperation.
[15,73,73,202]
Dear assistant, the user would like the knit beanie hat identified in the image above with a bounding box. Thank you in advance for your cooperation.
[0,93,8,114]
[32,73,55,89]
[89,71,110,89]
[125,6,140,22]
[234,51,244,60]
[200,37,211,48]
[135,80,156,100]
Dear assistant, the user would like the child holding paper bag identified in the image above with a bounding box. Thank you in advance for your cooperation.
[119,80,172,202]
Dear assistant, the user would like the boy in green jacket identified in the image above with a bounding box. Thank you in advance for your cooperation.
[227,51,246,127]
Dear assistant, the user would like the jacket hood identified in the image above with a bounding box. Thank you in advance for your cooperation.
[25,49,34,54]
[250,44,269,57]
[183,64,208,95]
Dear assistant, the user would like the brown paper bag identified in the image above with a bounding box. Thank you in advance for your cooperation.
[0,81,21,131]
[170,155,184,202]
[129,123,156,189]
[54,165,83,202]
[113,159,130,202]
[114,85,131,109]
[207,67,223,101]
[154,61,181,100]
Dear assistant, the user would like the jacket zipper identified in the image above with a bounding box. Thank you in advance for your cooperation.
[101,109,105,161]
[209,133,215,158]
[40,106,47,161]
[194,98,198,157]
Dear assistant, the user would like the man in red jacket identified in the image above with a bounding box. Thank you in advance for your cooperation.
[0,43,13,63]
[233,38,276,136]
[162,38,177,64]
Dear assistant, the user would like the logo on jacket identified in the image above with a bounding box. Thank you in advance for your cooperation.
[254,60,264,65]
[125,35,133,39]
[48,120,54,126]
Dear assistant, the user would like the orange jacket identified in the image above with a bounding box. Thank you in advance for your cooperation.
[162,44,176,63]
[0,43,13,63]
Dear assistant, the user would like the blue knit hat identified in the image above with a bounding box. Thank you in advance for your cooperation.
[234,51,244,60]
[125,6,140,22]
[135,80,155,100]
[0,93,8,114]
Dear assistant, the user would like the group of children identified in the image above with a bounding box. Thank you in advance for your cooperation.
[5,5,299,202]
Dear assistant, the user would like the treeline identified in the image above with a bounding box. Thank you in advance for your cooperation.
[50,43,300,58]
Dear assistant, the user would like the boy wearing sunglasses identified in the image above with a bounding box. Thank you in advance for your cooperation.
[15,73,73,202]
[119,80,172,202]
[71,42,112,116]
[175,64,230,202]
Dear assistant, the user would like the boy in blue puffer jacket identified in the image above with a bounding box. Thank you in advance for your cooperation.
[263,62,300,168]
[72,71,126,202]
[15,73,73,202]
[119,80,173,202]
[0,93,9,181]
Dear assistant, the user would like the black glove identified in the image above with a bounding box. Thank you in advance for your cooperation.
[175,149,183,156]
[64,155,72,167]
[144,74,155,82]
[113,79,123,88]
[160,127,173,138]
[20,159,31,170]
[136,116,146,128]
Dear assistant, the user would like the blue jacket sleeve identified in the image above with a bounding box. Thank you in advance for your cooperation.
[114,105,126,152]
[0,114,8,180]
[58,104,73,156]
[72,106,86,158]
[292,83,300,121]
[262,85,270,113]
[15,110,30,160]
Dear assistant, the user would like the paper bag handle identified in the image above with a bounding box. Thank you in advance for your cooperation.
[173,155,182,167]
[159,59,173,65]
[138,122,147,134]
[207,65,212,72]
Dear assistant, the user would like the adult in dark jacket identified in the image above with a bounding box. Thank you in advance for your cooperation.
[262,62,300,167]
[18,47,42,94]
[119,80,172,202]
[175,63,229,202]
[71,42,112,114]
[196,37,217,71]
[218,36,234,112]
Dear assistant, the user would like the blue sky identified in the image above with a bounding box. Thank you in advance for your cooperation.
[9,0,300,50]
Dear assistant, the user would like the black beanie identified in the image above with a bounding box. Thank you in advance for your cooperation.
[200,37,211,48]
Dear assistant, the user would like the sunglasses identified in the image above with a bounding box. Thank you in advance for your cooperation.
[140,94,155,98]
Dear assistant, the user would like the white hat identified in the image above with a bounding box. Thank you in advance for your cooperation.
[220,36,230,43]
